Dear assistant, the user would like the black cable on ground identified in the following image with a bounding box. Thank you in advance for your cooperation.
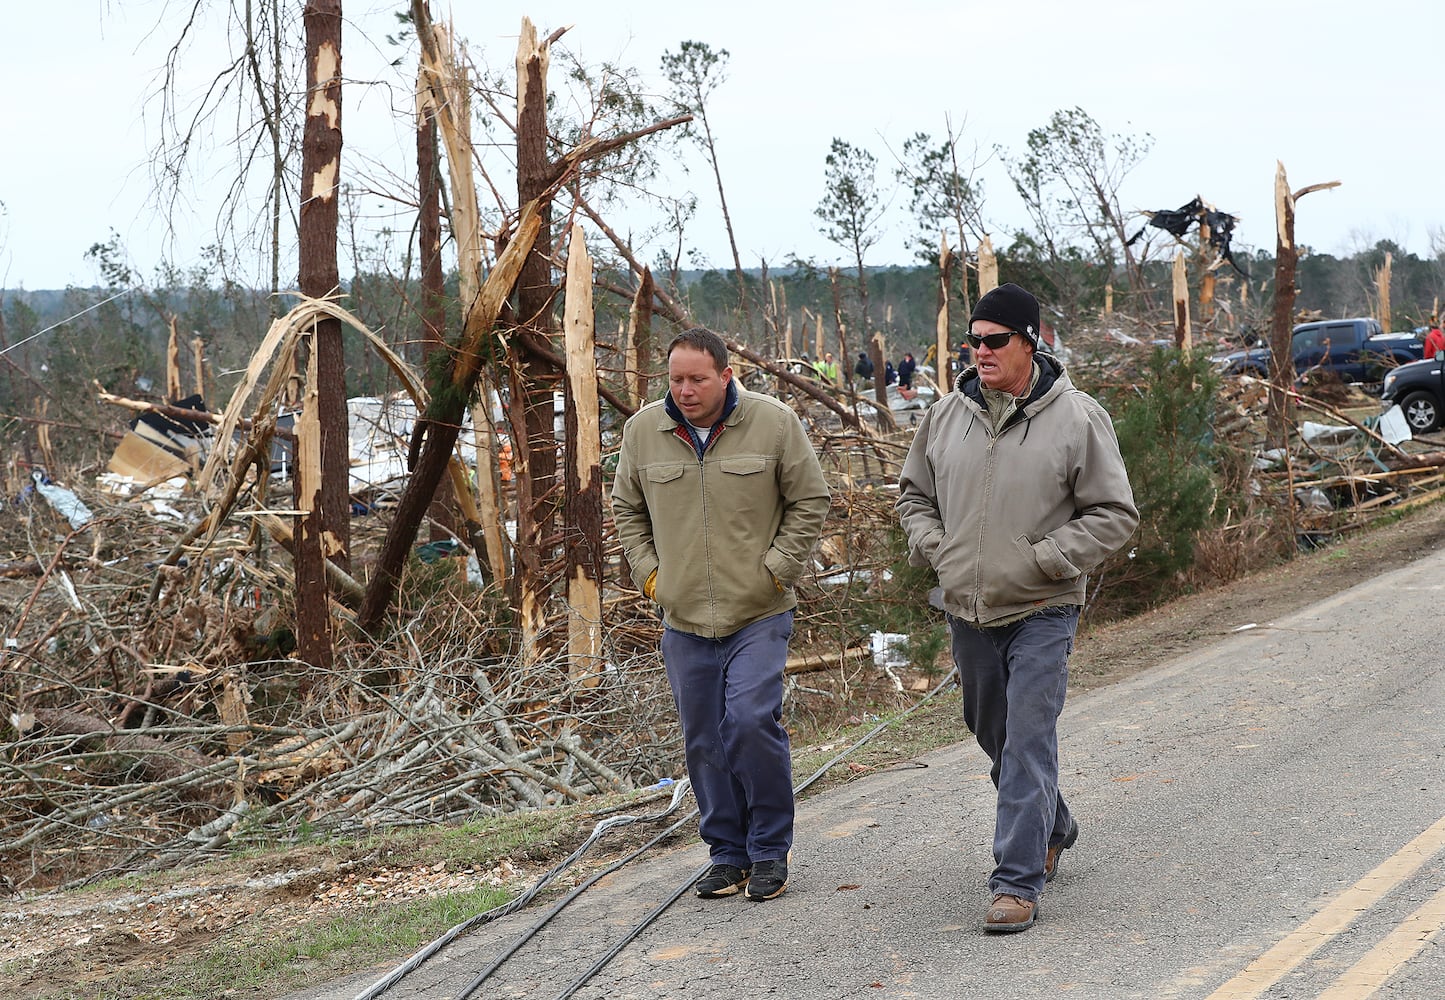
[550,864,705,1000]
[452,809,702,1000]
[359,672,958,1000]
[350,780,695,1000]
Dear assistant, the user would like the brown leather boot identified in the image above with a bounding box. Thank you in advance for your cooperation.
[984,893,1037,933]
[1045,818,1080,883]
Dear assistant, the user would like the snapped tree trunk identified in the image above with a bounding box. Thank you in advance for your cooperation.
[977,234,998,295]
[1172,250,1192,352]
[1267,161,1341,449]
[563,225,603,684]
[627,268,654,407]
[417,82,456,540]
[1197,203,1216,326]
[870,334,887,414]
[511,18,559,665]
[166,317,182,401]
[295,0,348,670]
[1376,252,1393,333]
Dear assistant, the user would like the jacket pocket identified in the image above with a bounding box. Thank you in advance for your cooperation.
[646,464,687,485]
[976,534,1062,605]
[720,457,767,475]
[717,455,773,518]
[1027,535,1079,581]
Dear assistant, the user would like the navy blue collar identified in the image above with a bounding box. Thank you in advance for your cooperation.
[664,378,739,457]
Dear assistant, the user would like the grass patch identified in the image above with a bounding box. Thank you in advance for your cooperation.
[25,885,513,1000]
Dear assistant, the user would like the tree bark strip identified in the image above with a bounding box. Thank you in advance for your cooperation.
[293,337,333,669]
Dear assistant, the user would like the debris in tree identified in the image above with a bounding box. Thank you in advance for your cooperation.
[31,473,93,530]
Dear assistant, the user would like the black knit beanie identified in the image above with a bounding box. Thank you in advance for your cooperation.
[970,283,1040,349]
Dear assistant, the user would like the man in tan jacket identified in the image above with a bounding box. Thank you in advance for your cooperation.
[612,327,829,902]
[897,283,1137,933]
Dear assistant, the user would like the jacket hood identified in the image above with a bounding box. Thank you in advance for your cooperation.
[954,351,1067,401]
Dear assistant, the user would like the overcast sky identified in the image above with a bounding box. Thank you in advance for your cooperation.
[2,0,1440,292]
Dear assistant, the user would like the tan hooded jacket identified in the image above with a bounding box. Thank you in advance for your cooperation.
[896,354,1138,625]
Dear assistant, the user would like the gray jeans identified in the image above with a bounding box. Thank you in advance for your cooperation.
[949,605,1078,901]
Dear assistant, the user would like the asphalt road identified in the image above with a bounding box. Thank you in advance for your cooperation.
[287,550,1445,1000]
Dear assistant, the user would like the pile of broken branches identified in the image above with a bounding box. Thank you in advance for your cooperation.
[0,445,912,891]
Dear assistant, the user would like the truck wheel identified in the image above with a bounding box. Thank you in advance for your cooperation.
[1399,391,1441,433]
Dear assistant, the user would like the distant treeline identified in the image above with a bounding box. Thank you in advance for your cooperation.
[2,239,1441,426]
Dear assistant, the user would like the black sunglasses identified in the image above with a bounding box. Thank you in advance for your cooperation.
[965,331,1017,350]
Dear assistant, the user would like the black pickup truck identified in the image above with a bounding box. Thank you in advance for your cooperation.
[1380,352,1445,432]
[1212,318,1423,384]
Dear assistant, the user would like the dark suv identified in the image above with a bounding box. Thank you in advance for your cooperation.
[1380,353,1445,432]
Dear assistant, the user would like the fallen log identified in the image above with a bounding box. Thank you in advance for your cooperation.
[785,645,871,675]
[1384,449,1445,472]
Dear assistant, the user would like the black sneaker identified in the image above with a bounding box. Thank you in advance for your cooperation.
[745,859,788,901]
[695,863,750,898]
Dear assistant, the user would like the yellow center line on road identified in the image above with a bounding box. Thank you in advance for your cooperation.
[1203,814,1445,1000]
[1312,882,1445,999]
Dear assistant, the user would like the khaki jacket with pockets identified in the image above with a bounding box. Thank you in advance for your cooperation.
[611,386,830,639]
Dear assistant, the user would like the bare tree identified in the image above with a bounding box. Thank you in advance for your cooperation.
[1004,107,1153,310]
[815,139,886,337]
[893,120,987,270]
[662,41,753,330]
[153,1,301,305]
[893,119,987,367]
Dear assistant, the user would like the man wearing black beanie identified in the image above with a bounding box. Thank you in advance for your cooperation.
[896,282,1138,933]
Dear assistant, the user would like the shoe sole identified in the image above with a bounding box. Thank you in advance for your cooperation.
[696,878,751,901]
[984,914,1036,933]
[695,867,750,899]
[746,881,787,901]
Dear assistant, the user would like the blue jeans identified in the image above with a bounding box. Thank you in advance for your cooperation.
[662,611,795,867]
[949,606,1078,901]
